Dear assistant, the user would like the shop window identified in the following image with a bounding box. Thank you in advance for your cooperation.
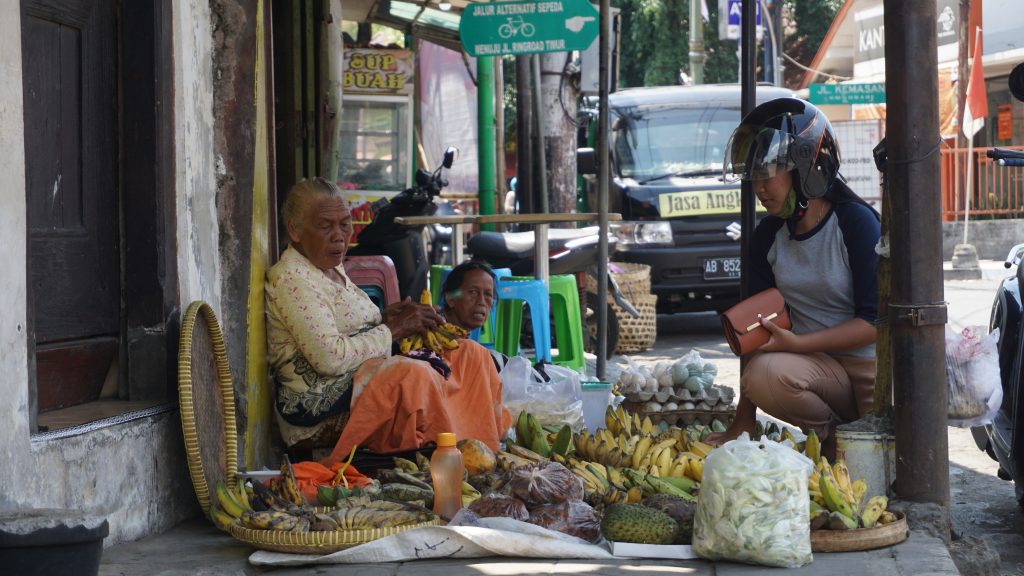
[338,96,413,194]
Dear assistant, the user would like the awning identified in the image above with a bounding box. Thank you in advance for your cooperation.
[348,0,474,53]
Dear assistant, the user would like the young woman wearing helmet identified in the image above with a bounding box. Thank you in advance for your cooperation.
[707,97,881,460]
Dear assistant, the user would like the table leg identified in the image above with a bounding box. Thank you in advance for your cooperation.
[452,223,464,264]
[534,223,549,284]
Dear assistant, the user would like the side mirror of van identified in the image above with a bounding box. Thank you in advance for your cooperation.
[577,147,597,175]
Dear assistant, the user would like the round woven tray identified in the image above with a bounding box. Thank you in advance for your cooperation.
[615,293,658,353]
[178,301,238,519]
[227,519,444,554]
[811,512,908,552]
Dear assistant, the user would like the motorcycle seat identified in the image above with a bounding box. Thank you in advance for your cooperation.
[468,227,599,260]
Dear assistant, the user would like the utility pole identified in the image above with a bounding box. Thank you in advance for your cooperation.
[689,0,704,84]
[884,0,950,510]
[515,56,534,217]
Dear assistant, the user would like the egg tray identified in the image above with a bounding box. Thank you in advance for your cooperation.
[621,384,735,407]
[621,404,736,428]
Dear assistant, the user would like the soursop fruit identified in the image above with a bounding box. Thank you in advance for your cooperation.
[600,503,678,545]
[641,493,696,544]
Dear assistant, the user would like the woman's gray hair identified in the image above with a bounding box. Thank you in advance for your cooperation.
[281,177,346,228]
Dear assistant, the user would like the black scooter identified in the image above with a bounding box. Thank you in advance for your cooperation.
[467,227,639,358]
[348,147,457,300]
[971,146,1024,510]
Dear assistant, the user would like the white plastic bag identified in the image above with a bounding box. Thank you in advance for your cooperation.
[692,433,814,568]
[501,356,584,430]
[945,326,1003,427]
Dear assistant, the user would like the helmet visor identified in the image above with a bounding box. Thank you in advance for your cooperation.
[722,125,795,182]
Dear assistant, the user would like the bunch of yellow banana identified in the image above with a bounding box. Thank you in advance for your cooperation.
[572,429,633,468]
[210,479,252,531]
[398,290,471,354]
[808,458,898,530]
[603,404,663,437]
[566,457,695,506]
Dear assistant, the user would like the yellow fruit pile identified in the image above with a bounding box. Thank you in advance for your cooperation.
[807,456,898,530]
[398,290,469,354]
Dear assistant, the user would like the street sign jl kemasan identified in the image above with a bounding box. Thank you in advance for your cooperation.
[460,0,599,57]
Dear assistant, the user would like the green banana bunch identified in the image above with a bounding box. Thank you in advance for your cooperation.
[215,480,248,519]
[818,460,857,519]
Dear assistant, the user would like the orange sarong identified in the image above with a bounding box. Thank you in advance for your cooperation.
[322,339,512,467]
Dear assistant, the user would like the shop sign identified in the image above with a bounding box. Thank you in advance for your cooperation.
[854,0,957,64]
[998,105,1013,141]
[809,82,886,105]
[459,0,599,57]
[718,0,762,42]
[343,49,413,96]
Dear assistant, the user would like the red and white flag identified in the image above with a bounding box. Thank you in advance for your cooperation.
[962,28,988,138]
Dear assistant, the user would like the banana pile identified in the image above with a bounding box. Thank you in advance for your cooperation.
[508,410,573,458]
[572,405,714,480]
[359,452,483,508]
[209,457,441,534]
[808,457,897,530]
[398,290,469,354]
[496,438,697,507]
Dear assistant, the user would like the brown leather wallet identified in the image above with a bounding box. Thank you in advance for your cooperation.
[720,288,791,356]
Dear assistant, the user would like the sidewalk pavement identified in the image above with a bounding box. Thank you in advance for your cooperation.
[99,518,961,575]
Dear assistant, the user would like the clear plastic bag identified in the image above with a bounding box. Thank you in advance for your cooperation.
[507,461,584,507]
[526,500,602,543]
[946,326,1003,427]
[692,433,813,568]
[501,356,584,429]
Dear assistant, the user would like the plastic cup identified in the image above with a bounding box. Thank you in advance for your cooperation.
[581,381,613,431]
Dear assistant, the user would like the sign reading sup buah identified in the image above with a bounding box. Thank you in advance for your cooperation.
[459,0,600,57]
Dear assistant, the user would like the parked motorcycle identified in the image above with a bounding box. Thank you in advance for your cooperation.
[348,147,457,300]
[971,146,1024,511]
[467,227,639,359]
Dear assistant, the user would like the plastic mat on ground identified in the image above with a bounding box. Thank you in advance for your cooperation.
[247,517,614,566]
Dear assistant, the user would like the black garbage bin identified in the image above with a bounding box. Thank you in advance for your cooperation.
[0,509,109,576]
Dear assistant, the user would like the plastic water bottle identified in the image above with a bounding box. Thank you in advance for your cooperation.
[430,432,464,520]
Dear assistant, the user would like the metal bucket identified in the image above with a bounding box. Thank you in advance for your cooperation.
[835,428,896,498]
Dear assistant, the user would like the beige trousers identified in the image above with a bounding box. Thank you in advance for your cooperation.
[741,351,876,441]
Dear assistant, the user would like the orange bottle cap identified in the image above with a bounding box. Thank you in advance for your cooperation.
[436,432,457,447]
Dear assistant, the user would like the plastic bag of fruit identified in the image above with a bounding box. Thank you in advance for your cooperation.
[692,433,814,567]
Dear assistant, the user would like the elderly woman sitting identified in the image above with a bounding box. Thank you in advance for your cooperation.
[265,178,511,463]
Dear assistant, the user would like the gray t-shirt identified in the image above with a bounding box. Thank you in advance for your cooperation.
[751,199,881,358]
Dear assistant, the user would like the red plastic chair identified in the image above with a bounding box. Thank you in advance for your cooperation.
[343,255,401,307]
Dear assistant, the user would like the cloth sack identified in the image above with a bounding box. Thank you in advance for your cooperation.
[720,288,791,356]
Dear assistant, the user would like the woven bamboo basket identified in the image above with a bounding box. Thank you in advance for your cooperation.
[585,262,651,301]
[811,512,908,552]
[177,301,239,519]
[615,293,658,354]
[227,519,444,554]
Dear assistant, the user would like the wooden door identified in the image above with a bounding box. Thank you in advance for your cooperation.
[21,0,119,412]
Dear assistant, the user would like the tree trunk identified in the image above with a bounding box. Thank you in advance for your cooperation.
[540,52,578,223]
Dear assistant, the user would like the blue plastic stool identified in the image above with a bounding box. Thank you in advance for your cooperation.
[495,277,552,363]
